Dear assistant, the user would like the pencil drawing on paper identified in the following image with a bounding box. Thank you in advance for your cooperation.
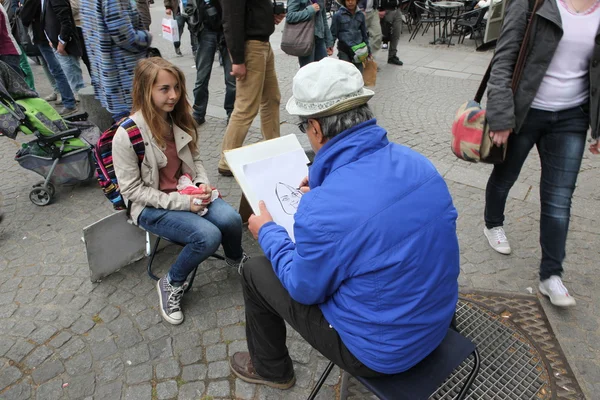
[275,182,303,215]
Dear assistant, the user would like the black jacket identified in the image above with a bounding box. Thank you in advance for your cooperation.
[20,0,45,45]
[41,0,81,56]
[487,0,600,139]
[220,0,275,64]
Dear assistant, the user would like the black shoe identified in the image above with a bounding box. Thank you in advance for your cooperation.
[175,48,183,57]
[388,57,403,66]
[194,116,206,125]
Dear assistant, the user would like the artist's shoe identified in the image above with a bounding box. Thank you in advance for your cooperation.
[226,252,249,275]
[218,167,233,177]
[229,352,296,389]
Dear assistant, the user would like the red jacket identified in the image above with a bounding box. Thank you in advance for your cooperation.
[0,5,20,56]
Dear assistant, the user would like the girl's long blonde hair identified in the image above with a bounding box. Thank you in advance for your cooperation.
[131,57,198,149]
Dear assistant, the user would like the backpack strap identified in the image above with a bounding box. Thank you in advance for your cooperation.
[118,117,146,218]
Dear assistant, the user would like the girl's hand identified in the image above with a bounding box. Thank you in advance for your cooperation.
[311,3,320,11]
[489,129,511,146]
[196,184,213,202]
[190,196,206,213]
[590,139,600,155]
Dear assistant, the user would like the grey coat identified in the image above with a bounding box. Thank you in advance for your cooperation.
[486,0,600,139]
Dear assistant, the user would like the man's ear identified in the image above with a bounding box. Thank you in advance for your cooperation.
[309,119,327,144]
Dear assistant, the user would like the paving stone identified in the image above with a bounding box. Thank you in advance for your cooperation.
[6,339,35,363]
[202,328,221,346]
[31,359,65,385]
[88,325,113,342]
[289,341,313,364]
[65,373,96,399]
[98,305,121,324]
[65,350,93,375]
[134,309,161,331]
[178,382,205,400]
[122,343,150,366]
[149,337,174,361]
[217,307,241,327]
[235,378,256,400]
[125,383,152,400]
[95,380,124,399]
[30,326,59,344]
[0,365,22,391]
[156,380,178,400]
[207,380,231,398]
[221,325,245,342]
[205,344,227,362]
[227,340,248,356]
[207,360,230,379]
[1,381,31,400]
[126,364,153,385]
[181,364,207,382]
[24,345,54,369]
[98,357,124,383]
[155,358,181,379]
[179,346,204,366]
[142,324,170,342]
[35,378,64,400]
[173,331,201,354]
[90,339,118,361]
[59,338,85,359]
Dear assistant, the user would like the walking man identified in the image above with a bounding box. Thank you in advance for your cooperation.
[379,0,403,65]
[164,0,197,56]
[191,0,236,125]
[359,0,382,59]
[217,0,285,176]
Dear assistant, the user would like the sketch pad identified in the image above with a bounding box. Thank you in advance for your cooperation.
[224,135,310,241]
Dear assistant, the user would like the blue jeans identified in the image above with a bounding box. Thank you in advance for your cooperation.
[175,14,198,52]
[484,105,589,280]
[53,50,85,94]
[137,198,243,284]
[192,29,236,121]
[298,37,327,68]
[38,43,75,108]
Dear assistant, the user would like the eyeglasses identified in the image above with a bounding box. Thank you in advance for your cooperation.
[297,121,307,134]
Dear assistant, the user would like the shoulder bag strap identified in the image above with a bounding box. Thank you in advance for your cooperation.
[474,0,544,103]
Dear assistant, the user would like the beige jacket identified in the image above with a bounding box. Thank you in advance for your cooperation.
[112,111,210,225]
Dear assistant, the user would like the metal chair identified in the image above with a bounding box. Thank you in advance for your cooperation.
[307,328,480,400]
[144,231,225,293]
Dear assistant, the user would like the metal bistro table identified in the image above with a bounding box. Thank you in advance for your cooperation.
[431,1,464,45]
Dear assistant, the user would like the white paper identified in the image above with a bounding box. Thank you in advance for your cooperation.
[243,149,309,242]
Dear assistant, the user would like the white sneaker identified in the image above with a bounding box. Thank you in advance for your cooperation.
[55,93,63,105]
[44,92,57,102]
[484,227,511,255]
[539,276,576,307]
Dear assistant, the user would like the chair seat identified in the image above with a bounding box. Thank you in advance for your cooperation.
[356,329,476,400]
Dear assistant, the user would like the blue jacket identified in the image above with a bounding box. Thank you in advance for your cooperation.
[330,6,370,54]
[258,120,460,374]
[286,0,334,48]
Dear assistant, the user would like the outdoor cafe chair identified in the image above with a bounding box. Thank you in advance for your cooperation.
[450,6,488,47]
[144,231,225,293]
[410,1,443,42]
[307,328,481,400]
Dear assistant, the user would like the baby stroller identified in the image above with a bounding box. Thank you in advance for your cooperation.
[0,61,100,206]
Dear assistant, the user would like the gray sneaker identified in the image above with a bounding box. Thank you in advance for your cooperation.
[44,92,57,102]
[157,275,186,325]
[55,93,63,105]
[226,252,249,275]
[58,106,78,117]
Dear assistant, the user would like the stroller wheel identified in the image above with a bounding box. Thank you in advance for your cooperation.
[33,181,56,198]
[30,187,52,206]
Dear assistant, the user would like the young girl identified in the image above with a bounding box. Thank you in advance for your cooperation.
[112,57,246,325]
[330,0,371,72]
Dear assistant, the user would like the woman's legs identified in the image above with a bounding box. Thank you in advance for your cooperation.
[298,37,327,68]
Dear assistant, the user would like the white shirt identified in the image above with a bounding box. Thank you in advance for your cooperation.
[531,0,600,111]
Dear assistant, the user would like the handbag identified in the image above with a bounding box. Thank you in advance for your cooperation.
[451,0,543,164]
[363,59,377,87]
[281,16,315,57]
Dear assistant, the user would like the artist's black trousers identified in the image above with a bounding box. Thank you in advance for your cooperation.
[241,256,386,380]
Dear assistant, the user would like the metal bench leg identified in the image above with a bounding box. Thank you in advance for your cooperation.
[307,361,335,400]
[457,349,480,400]
[147,236,161,281]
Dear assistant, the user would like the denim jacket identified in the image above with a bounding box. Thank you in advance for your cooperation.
[286,0,334,47]
[330,6,370,53]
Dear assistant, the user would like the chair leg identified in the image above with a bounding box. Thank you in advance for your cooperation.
[210,253,225,261]
[185,266,198,293]
[307,361,335,400]
[456,349,481,400]
[147,236,162,281]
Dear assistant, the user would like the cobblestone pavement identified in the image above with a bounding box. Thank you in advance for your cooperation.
[0,5,599,399]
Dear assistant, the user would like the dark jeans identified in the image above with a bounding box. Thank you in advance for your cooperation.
[175,14,199,52]
[138,198,243,284]
[338,51,363,73]
[242,256,385,381]
[484,105,589,280]
[192,29,235,121]
[298,37,327,68]
[37,43,76,109]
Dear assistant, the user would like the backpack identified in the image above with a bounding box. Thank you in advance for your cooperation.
[92,118,145,210]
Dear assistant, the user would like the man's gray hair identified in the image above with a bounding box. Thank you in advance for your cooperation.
[302,104,374,139]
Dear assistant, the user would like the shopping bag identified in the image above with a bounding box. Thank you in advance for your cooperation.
[363,59,377,87]
[161,18,179,43]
